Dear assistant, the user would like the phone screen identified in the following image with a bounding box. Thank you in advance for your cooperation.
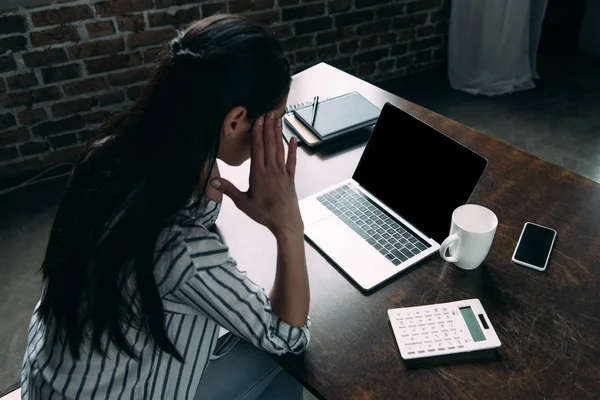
[514,223,556,270]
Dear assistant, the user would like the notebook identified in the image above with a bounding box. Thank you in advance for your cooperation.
[293,92,380,141]
[283,96,331,145]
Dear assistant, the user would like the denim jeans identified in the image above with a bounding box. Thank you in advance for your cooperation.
[194,338,303,400]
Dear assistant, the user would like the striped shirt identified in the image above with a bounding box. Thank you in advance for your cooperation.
[21,198,311,400]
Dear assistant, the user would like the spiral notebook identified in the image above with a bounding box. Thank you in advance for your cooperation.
[282,96,331,145]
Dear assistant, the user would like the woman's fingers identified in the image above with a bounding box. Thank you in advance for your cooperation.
[251,116,265,170]
[275,117,285,169]
[286,136,298,178]
[263,113,276,166]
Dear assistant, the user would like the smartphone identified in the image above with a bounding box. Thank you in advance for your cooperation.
[512,222,557,271]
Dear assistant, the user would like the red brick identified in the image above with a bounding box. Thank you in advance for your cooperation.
[33,116,86,137]
[22,48,69,68]
[117,14,145,32]
[398,29,415,41]
[0,78,5,93]
[317,43,337,59]
[31,6,93,27]
[414,49,432,64]
[416,25,434,38]
[78,130,94,141]
[44,145,85,164]
[126,28,177,49]
[409,36,443,52]
[42,64,82,84]
[52,98,98,118]
[378,33,397,45]
[270,24,293,38]
[295,49,317,63]
[85,54,142,74]
[283,3,324,21]
[356,19,390,35]
[95,0,154,17]
[19,141,50,156]
[339,39,358,54]
[334,10,373,27]
[143,47,164,63]
[327,56,350,70]
[31,26,80,47]
[246,11,280,25]
[281,35,314,51]
[357,62,375,76]
[202,2,227,16]
[229,0,273,13]
[155,0,203,7]
[391,14,428,30]
[295,16,331,34]
[18,109,48,126]
[0,146,19,162]
[353,48,388,64]
[328,0,351,14]
[6,73,38,91]
[0,55,16,73]
[0,87,61,108]
[375,4,405,18]
[359,35,377,49]
[126,85,144,101]
[97,91,126,106]
[0,36,27,54]
[0,128,30,145]
[0,158,43,179]
[315,28,353,45]
[86,21,116,38]
[0,15,27,35]
[68,38,125,59]
[149,8,200,28]
[377,58,394,72]
[49,133,78,149]
[0,113,17,131]
[108,66,153,86]
[63,78,109,96]
[391,43,407,55]
[85,110,114,124]
[395,54,414,68]
[279,0,299,5]
[407,0,442,14]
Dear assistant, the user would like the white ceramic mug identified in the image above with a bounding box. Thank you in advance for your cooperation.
[439,204,498,270]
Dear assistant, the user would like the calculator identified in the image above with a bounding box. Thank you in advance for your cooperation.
[388,298,501,360]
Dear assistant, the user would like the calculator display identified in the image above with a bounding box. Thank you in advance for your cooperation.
[459,306,485,342]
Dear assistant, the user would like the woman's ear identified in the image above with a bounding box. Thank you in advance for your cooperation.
[222,106,249,138]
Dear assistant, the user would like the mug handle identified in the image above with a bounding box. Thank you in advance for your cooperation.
[439,234,461,263]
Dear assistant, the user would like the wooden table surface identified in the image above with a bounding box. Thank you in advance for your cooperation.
[216,63,600,400]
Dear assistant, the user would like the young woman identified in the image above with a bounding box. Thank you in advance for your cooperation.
[21,14,310,400]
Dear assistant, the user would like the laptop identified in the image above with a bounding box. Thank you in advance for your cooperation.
[299,102,488,291]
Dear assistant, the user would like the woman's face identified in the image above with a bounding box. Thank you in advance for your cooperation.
[217,96,288,166]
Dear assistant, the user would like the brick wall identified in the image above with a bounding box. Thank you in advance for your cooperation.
[0,0,449,179]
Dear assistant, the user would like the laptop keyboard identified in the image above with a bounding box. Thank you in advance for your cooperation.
[317,184,429,266]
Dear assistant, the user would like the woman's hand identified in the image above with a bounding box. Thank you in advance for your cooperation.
[210,113,303,238]
[204,161,223,203]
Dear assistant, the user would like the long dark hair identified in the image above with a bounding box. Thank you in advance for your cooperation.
[37,14,291,361]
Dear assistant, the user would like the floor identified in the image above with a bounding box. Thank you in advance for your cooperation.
[1,51,598,399]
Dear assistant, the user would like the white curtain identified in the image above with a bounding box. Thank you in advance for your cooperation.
[448,0,548,96]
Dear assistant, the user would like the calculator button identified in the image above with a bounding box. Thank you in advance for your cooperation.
[399,328,409,337]
[419,326,427,333]
[436,342,446,350]
[439,323,445,330]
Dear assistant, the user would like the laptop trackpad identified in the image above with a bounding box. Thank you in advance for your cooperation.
[306,215,392,290]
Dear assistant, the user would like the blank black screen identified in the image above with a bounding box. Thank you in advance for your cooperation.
[514,223,556,269]
[352,103,488,243]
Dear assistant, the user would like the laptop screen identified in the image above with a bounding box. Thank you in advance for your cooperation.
[352,103,488,244]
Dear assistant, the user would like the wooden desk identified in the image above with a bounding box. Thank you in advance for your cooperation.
[217,63,600,399]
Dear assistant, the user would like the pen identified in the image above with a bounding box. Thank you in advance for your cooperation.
[311,96,319,126]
